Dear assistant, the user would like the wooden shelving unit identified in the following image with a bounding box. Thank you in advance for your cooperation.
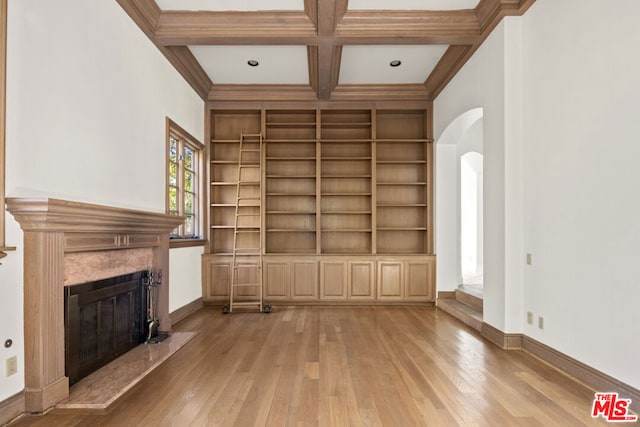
[265,110,317,255]
[204,107,435,304]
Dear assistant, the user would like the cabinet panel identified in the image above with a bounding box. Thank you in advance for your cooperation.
[348,261,375,300]
[320,260,347,299]
[65,233,119,252]
[207,261,231,300]
[127,234,160,248]
[377,261,403,300]
[291,260,318,299]
[404,260,433,301]
[264,260,289,300]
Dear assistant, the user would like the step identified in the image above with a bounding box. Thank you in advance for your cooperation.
[455,287,483,311]
[437,298,483,332]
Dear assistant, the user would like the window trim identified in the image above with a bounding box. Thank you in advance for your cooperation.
[166,117,205,249]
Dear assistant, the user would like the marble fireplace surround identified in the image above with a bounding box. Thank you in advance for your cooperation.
[6,198,183,414]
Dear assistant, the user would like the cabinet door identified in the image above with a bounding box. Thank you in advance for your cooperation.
[348,261,375,300]
[377,261,403,300]
[203,259,231,301]
[264,260,290,300]
[291,260,318,300]
[320,260,347,300]
[404,260,434,301]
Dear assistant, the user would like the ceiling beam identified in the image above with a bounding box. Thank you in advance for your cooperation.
[314,0,347,99]
[331,84,432,101]
[209,85,318,102]
[335,10,480,45]
[155,11,318,46]
[116,0,538,102]
[315,45,342,99]
[208,84,432,103]
[152,10,483,46]
[116,0,212,100]
[424,45,472,96]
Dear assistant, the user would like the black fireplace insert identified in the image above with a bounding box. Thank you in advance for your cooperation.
[64,271,149,385]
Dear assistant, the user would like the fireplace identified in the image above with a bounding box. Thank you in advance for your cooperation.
[64,271,149,385]
[6,198,184,413]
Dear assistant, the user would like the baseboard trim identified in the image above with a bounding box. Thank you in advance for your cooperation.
[522,336,640,413]
[481,322,523,349]
[437,291,456,300]
[480,323,640,413]
[0,391,25,425]
[170,297,203,325]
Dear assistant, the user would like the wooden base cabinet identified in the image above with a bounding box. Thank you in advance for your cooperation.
[377,258,435,301]
[202,254,434,304]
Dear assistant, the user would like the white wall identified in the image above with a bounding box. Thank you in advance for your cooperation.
[169,246,203,313]
[436,0,640,390]
[1,0,204,400]
[522,0,640,389]
[435,21,520,331]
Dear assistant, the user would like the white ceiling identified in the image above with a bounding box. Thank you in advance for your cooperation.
[348,0,480,10]
[189,45,309,84]
[156,0,304,11]
[157,1,479,90]
[339,45,448,84]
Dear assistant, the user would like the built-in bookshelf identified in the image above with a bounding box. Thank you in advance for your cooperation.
[208,108,430,255]
[205,107,434,303]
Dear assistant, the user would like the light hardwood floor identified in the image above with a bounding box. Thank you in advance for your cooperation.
[12,306,608,426]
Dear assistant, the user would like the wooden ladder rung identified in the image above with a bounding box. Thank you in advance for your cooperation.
[232,283,260,288]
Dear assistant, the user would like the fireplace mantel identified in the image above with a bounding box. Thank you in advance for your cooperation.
[6,198,184,414]
[6,198,183,233]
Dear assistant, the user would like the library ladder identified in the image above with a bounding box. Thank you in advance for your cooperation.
[223,133,270,314]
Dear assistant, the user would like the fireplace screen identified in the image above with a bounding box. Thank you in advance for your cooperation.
[64,271,149,385]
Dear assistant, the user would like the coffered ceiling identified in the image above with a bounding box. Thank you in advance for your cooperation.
[117,0,535,102]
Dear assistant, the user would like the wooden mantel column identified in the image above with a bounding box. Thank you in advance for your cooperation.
[6,198,183,413]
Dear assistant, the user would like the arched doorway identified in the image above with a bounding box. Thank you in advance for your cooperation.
[460,152,483,285]
[435,107,483,292]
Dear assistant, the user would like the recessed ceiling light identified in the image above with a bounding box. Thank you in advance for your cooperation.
[389,60,402,67]
[247,60,259,67]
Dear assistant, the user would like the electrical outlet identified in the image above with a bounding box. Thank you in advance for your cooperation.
[526,253,532,265]
[538,316,544,330]
[527,312,533,325]
[5,356,17,377]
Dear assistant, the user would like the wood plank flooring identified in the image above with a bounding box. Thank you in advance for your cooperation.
[11,306,608,426]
